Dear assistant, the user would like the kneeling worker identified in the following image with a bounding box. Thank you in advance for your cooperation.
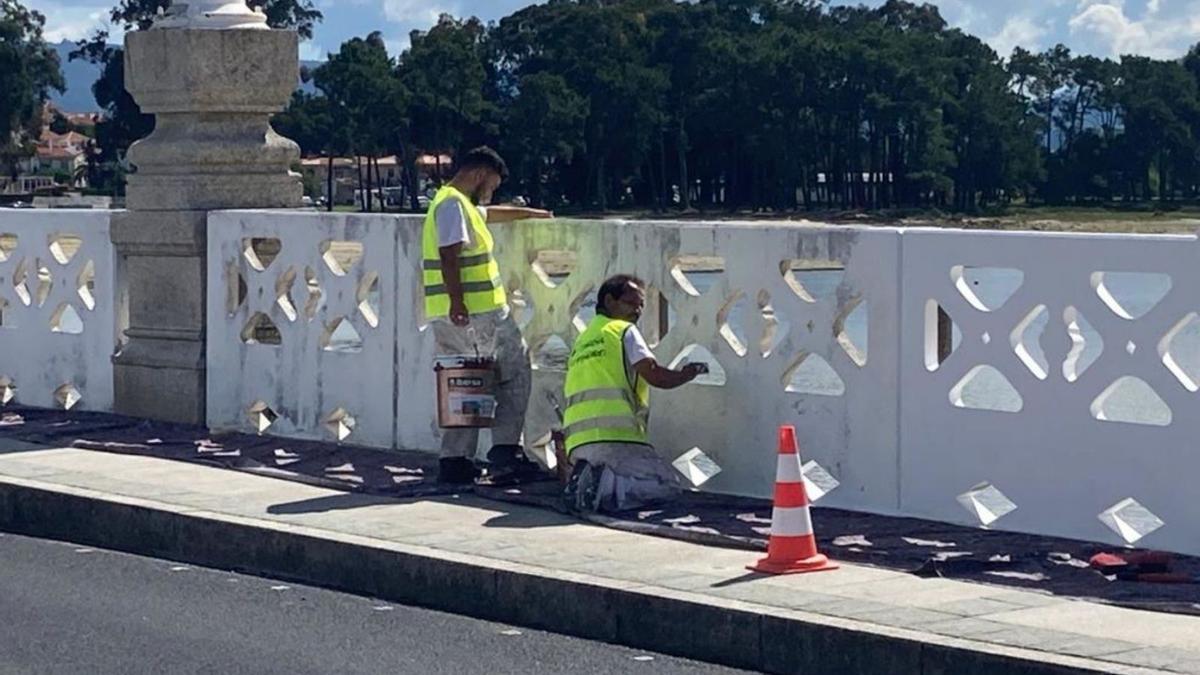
[562,274,707,513]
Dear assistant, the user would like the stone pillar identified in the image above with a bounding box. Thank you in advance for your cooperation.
[112,1,301,424]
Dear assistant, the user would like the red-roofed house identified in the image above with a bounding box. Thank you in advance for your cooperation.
[18,128,91,188]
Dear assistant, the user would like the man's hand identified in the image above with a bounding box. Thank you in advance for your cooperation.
[634,359,708,390]
[450,297,470,327]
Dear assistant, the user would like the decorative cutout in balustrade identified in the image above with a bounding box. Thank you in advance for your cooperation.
[923,261,1197,428]
[0,213,115,411]
[902,228,1200,552]
[208,213,398,449]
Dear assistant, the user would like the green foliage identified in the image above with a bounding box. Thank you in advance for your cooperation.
[0,0,63,178]
[273,92,335,157]
[60,0,1200,209]
[314,31,403,157]
[48,111,69,135]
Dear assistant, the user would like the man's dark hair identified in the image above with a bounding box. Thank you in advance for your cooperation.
[457,146,509,181]
[596,274,645,316]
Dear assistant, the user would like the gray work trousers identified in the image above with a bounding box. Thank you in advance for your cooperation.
[571,443,683,513]
[433,308,531,460]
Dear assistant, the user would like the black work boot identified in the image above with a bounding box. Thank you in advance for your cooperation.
[438,457,481,485]
[562,460,599,513]
[483,444,546,483]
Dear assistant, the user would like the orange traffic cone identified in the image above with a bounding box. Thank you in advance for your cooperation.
[748,425,838,575]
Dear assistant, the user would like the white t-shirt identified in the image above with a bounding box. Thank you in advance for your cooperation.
[623,324,655,369]
[432,196,501,321]
[435,197,487,248]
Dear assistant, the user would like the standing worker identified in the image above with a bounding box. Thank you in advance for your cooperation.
[562,274,708,512]
[424,147,553,484]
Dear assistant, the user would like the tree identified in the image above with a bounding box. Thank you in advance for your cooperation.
[48,111,70,135]
[273,92,334,158]
[0,0,63,179]
[76,40,152,194]
[942,32,1039,209]
[311,31,405,211]
[1115,57,1199,201]
[499,72,588,208]
[215,1,1200,213]
[487,1,669,209]
[272,91,336,207]
[397,14,488,206]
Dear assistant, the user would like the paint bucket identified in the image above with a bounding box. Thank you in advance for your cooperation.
[435,356,497,428]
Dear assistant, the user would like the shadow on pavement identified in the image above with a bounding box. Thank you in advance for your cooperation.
[267,493,406,515]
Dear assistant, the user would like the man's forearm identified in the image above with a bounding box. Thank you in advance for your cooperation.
[637,362,695,390]
[486,205,552,223]
[439,244,465,304]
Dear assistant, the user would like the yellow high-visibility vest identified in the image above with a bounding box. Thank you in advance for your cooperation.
[422,185,506,318]
[563,315,651,454]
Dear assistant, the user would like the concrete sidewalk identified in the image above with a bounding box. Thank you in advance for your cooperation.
[0,439,1197,675]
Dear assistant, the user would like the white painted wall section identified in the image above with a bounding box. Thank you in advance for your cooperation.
[206,212,399,448]
[203,211,1200,555]
[0,210,117,412]
[899,228,1200,554]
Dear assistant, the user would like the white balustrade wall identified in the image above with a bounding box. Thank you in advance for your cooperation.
[206,212,406,448]
[206,211,1200,555]
[899,229,1200,550]
[0,210,118,412]
[495,219,901,509]
[3,208,1195,556]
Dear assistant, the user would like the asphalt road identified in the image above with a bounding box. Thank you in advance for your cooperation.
[0,532,752,675]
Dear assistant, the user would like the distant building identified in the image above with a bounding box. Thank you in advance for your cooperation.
[20,129,90,185]
[8,105,98,193]
[298,154,452,205]
[63,112,99,132]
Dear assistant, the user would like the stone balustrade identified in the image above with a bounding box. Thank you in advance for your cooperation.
[2,206,1198,555]
[0,210,118,412]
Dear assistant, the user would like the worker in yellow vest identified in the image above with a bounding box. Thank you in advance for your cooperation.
[562,274,708,512]
[423,147,552,484]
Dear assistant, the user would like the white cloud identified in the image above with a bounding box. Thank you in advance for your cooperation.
[25,0,114,42]
[381,0,455,25]
[1068,0,1200,58]
[986,14,1052,56]
[375,1,460,54]
[929,0,983,32]
[832,0,1200,58]
[299,41,326,61]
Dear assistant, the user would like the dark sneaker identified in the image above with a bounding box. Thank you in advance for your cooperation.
[438,457,481,485]
[563,460,599,513]
[481,444,547,483]
[485,444,530,467]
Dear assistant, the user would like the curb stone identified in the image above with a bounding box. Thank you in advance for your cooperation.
[0,476,1162,675]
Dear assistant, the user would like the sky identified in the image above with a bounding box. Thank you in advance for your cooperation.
[27,0,1200,62]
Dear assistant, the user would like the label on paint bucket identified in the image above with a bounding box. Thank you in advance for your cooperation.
[448,376,486,388]
[449,393,496,419]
